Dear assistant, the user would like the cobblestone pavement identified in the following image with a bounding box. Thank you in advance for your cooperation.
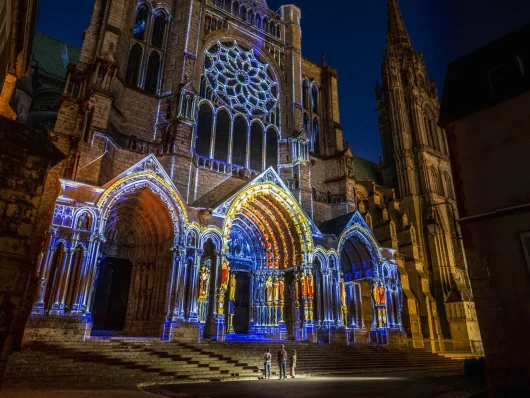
[0,372,483,398]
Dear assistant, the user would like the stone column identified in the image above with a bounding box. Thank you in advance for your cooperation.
[50,248,74,314]
[83,237,102,316]
[33,245,56,314]
[188,249,203,323]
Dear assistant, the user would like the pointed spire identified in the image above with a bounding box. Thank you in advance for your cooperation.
[387,0,410,46]
[321,52,327,67]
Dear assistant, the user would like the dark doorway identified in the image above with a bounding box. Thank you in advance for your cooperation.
[92,257,133,331]
[233,272,250,334]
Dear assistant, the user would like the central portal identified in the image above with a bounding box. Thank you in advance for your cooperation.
[232,272,250,334]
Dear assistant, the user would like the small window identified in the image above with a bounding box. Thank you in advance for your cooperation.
[151,12,167,48]
[126,43,143,87]
[133,4,149,40]
[145,51,161,94]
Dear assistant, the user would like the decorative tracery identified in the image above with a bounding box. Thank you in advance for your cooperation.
[204,41,278,116]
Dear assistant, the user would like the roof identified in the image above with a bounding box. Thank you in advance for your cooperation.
[32,32,81,80]
[354,156,383,185]
[0,116,64,162]
[439,22,530,126]
[319,212,355,236]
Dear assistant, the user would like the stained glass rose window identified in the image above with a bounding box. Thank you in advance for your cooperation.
[204,41,278,116]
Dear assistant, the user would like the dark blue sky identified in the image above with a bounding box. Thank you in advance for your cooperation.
[36,0,530,162]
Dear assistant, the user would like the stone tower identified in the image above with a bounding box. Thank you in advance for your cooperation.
[376,0,481,347]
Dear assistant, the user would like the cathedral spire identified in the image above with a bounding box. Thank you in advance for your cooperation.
[387,0,411,46]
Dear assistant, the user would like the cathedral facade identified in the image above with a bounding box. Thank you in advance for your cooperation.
[26,0,481,351]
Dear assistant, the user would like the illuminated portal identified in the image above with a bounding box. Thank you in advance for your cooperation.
[32,157,403,344]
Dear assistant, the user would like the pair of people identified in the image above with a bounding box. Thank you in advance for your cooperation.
[263,346,297,380]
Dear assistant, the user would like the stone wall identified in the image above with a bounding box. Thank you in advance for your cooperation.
[0,117,63,385]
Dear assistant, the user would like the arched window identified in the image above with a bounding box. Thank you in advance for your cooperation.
[233,2,240,16]
[133,4,149,40]
[249,11,254,24]
[151,12,167,48]
[269,23,275,37]
[430,166,442,195]
[214,110,231,163]
[266,127,278,170]
[225,0,232,12]
[443,172,455,200]
[232,116,248,167]
[125,43,143,87]
[276,24,281,38]
[313,118,320,154]
[129,4,168,93]
[302,80,310,109]
[250,122,264,171]
[255,14,262,29]
[425,116,439,151]
[440,130,448,155]
[145,51,161,94]
[196,104,214,157]
[263,18,269,33]
[311,85,319,113]
[240,6,247,20]
[303,112,310,133]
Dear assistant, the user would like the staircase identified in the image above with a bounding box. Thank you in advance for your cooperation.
[3,339,463,389]
[184,341,464,377]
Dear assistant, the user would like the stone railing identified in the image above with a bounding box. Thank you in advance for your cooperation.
[313,190,348,204]
[193,153,259,179]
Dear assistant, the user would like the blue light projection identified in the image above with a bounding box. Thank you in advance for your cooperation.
[204,41,278,116]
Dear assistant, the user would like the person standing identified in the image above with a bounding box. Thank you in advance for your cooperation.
[263,348,272,379]
[277,344,287,380]
[290,349,297,378]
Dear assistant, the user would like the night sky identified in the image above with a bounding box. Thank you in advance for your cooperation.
[36,0,530,162]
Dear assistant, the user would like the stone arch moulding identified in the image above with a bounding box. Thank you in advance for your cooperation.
[214,167,318,263]
[96,154,189,247]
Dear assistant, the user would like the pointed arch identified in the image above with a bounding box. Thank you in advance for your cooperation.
[196,102,214,157]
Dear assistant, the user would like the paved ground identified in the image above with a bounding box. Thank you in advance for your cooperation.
[144,372,482,398]
[0,372,484,398]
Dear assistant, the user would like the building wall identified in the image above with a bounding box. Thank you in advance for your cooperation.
[445,90,530,393]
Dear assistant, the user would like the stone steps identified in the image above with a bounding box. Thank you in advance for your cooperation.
[3,339,463,389]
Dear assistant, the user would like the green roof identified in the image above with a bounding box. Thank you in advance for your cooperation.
[354,156,383,185]
[32,32,81,80]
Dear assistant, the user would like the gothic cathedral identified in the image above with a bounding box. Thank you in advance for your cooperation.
[26,0,481,352]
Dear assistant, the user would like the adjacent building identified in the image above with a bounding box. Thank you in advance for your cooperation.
[439,23,530,396]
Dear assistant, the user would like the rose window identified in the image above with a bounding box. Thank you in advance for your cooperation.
[204,41,278,116]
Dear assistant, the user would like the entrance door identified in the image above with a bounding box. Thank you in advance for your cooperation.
[92,258,133,331]
[233,272,250,334]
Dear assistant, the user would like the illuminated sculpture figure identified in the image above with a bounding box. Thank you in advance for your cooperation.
[307,273,314,297]
[273,276,279,302]
[379,284,386,306]
[373,283,381,306]
[198,266,210,301]
[220,261,230,290]
[340,280,346,306]
[229,273,236,301]
[266,275,273,303]
[279,278,284,302]
[301,274,307,298]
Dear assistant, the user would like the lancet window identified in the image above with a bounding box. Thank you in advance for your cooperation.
[125,2,169,94]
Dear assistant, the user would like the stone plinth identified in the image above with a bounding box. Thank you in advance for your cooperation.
[168,320,201,343]
[388,330,408,347]
[330,327,349,345]
[23,315,91,344]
